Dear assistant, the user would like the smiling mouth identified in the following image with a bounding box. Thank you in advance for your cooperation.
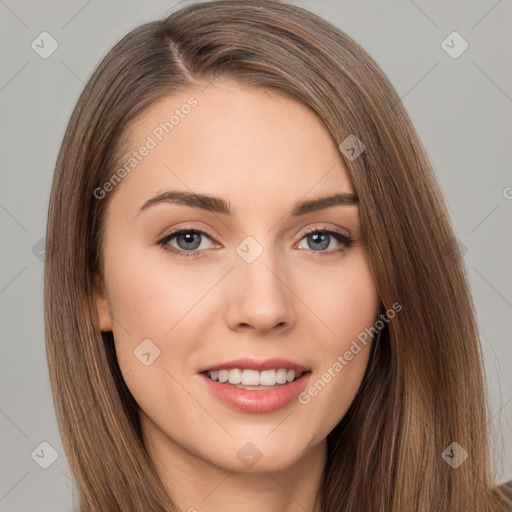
[200,365,313,413]
[203,368,306,389]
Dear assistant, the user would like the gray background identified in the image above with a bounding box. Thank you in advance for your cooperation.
[1,0,511,510]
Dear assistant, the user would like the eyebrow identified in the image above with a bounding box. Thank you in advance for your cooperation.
[137,190,358,217]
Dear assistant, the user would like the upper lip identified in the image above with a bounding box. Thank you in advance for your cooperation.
[199,357,310,373]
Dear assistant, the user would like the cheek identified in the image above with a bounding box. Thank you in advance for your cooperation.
[102,243,218,381]
[294,252,378,436]
[301,250,378,348]
[102,248,209,422]
[334,258,377,341]
[104,247,210,338]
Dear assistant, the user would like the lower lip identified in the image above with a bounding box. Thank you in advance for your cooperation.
[200,372,312,413]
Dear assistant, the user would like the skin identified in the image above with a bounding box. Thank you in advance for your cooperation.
[95,80,379,512]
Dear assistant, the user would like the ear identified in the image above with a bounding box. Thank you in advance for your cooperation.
[94,274,113,332]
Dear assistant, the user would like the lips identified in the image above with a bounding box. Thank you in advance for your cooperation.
[198,357,312,413]
[198,357,310,373]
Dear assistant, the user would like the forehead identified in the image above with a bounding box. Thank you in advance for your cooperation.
[107,80,354,217]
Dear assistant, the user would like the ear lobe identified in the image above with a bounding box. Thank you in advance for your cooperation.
[94,274,113,332]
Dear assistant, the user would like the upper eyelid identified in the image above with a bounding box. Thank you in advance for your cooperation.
[301,225,350,237]
[161,226,214,238]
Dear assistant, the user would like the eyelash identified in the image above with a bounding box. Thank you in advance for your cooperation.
[157,225,354,259]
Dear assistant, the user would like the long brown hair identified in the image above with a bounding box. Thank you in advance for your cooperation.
[44,1,512,510]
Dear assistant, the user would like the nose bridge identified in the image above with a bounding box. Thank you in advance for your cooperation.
[226,235,295,332]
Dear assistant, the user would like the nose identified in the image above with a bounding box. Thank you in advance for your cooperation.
[225,249,296,335]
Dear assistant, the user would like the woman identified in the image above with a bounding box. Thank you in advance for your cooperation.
[44,0,512,510]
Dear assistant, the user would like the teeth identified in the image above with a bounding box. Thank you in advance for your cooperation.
[228,368,242,384]
[206,368,303,386]
[276,368,288,384]
[242,369,260,386]
[259,370,276,386]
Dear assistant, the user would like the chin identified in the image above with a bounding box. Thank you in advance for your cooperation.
[204,437,316,474]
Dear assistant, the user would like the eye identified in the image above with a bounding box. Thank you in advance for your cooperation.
[157,228,216,258]
[157,225,354,258]
[296,227,354,253]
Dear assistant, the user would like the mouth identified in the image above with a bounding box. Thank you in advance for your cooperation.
[198,358,312,413]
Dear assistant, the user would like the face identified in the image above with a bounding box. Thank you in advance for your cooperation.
[95,80,379,475]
